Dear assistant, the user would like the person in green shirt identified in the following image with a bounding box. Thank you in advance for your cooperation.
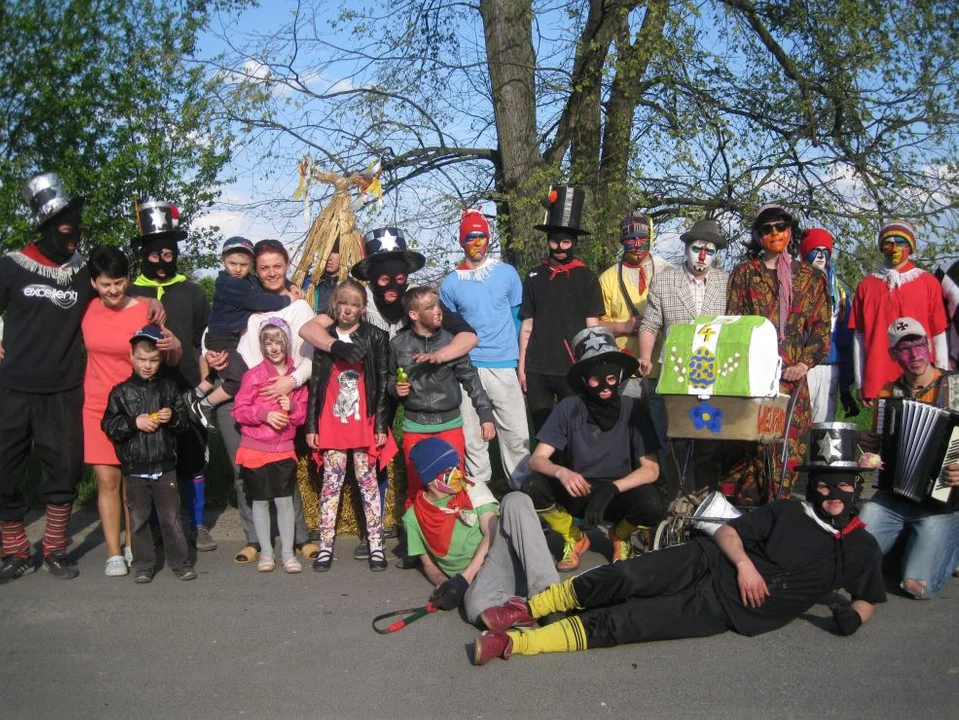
[403,437,559,625]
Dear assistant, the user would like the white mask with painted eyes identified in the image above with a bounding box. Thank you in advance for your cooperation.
[686,241,717,275]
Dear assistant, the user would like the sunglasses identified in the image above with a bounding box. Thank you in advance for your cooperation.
[758,222,790,236]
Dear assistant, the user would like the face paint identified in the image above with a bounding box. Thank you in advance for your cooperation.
[891,337,931,375]
[462,232,489,261]
[805,247,830,270]
[881,238,911,267]
[434,467,468,495]
[621,237,650,267]
[758,220,791,254]
[685,241,717,275]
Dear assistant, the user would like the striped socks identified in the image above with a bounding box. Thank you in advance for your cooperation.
[1,520,31,559]
[507,616,589,656]
[41,503,72,556]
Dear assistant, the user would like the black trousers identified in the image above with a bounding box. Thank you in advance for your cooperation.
[0,386,83,521]
[176,417,208,478]
[572,542,731,647]
[525,372,575,435]
[126,471,190,571]
[524,471,666,529]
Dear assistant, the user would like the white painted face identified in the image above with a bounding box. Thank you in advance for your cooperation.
[686,241,717,275]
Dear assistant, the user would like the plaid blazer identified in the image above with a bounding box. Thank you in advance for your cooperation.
[639,265,729,338]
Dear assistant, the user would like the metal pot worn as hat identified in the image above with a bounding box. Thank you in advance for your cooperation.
[21,172,85,230]
[135,200,188,245]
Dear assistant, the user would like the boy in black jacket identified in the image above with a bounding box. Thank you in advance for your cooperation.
[389,287,495,508]
[102,326,196,583]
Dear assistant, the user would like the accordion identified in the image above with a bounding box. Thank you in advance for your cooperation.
[874,398,959,509]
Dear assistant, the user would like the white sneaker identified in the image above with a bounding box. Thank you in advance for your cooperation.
[124,546,133,567]
[105,555,129,577]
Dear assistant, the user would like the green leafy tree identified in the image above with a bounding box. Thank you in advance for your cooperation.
[215,0,957,278]
[0,0,250,261]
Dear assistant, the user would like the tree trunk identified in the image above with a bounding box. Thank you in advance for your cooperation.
[479,0,547,271]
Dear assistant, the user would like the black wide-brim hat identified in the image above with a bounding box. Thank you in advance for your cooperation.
[534,185,591,237]
[352,226,426,281]
[566,327,639,388]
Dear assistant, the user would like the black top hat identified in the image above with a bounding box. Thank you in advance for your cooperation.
[796,422,866,474]
[566,327,639,388]
[135,200,188,244]
[534,185,591,237]
[679,219,728,250]
[21,172,85,231]
[351,227,426,282]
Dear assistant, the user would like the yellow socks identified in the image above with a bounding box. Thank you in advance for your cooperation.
[528,577,583,618]
[537,504,583,543]
[612,519,639,541]
[507,616,588,656]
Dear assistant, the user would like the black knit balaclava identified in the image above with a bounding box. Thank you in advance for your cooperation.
[369,257,410,325]
[37,206,82,265]
[581,360,623,432]
[140,237,179,280]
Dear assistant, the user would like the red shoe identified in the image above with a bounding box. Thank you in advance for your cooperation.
[480,597,536,631]
[472,630,513,666]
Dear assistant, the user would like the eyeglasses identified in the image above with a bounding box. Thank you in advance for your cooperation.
[758,222,790,236]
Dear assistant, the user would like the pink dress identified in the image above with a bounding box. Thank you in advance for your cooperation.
[81,299,151,464]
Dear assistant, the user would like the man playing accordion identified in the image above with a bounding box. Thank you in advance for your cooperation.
[859,317,959,599]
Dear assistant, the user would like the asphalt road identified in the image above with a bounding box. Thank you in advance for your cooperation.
[1,507,956,719]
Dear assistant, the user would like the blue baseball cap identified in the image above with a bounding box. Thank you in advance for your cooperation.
[130,324,163,345]
[222,236,255,257]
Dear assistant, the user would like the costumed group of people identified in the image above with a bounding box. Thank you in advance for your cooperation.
[0,174,956,667]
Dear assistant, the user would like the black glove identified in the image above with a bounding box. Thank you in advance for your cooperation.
[430,574,469,610]
[840,391,860,418]
[831,604,862,636]
[330,339,365,364]
[584,482,619,526]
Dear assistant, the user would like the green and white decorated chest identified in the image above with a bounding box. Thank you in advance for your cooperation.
[658,316,788,441]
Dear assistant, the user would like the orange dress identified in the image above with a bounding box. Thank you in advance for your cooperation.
[81,299,151,464]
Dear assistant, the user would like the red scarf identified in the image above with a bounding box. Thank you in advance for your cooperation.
[412,489,474,558]
[836,516,865,538]
[20,242,59,267]
[621,259,649,294]
[546,258,586,280]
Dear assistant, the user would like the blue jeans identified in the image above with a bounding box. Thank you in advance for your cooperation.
[859,491,959,598]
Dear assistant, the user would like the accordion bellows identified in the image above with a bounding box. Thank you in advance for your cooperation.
[657,316,782,398]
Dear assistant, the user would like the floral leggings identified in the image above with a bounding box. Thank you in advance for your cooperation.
[319,449,383,553]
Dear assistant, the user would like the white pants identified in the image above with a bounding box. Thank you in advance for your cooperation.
[460,366,531,490]
[806,363,839,424]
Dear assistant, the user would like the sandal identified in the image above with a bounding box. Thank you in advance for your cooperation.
[368,549,387,572]
[234,544,261,564]
[257,557,275,573]
[283,557,303,574]
[312,549,333,573]
[298,542,320,560]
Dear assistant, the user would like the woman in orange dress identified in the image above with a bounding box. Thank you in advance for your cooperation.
[82,246,181,577]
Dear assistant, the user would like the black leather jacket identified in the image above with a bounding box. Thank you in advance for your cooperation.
[101,374,191,476]
[306,321,392,435]
[388,326,494,426]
